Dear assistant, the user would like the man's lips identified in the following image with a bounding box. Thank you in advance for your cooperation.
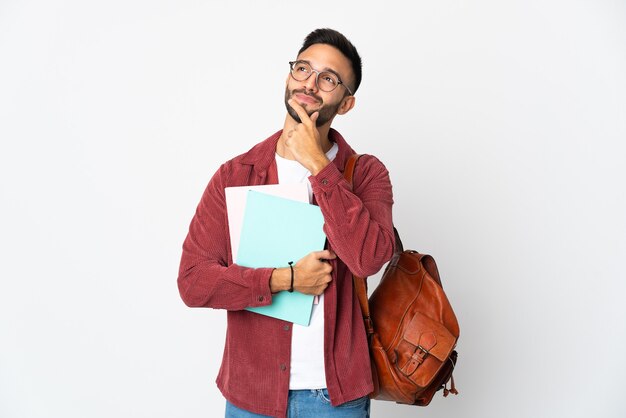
[294,93,320,105]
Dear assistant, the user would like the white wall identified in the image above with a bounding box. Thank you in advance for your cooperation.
[1,1,624,417]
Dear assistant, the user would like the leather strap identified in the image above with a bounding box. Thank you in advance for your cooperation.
[343,154,373,336]
[343,153,403,337]
[343,153,361,185]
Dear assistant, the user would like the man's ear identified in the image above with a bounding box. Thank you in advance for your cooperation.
[337,95,356,116]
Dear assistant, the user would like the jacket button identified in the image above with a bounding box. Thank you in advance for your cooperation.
[258,296,264,302]
[280,364,287,371]
[321,179,328,185]
[283,325,290,331]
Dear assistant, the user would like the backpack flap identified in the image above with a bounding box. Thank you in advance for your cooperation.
[395,312,456,388]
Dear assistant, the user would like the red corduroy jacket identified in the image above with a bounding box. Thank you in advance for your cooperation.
[178,129,395,417]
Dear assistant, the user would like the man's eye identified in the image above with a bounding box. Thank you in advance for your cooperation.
[323,76,337,85]
[296,65,309,72]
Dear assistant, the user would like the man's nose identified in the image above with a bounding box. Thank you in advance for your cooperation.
[303,72,319,92]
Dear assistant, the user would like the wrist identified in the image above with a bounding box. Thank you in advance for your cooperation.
[270,268,291,293]
[308,156,331,176]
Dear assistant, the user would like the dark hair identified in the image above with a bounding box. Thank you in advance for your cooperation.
[298,28,362,94]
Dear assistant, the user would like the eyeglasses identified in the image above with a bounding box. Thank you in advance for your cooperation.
[289,61,353,95]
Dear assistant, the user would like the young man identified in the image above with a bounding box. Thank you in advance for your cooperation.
[178,28,395,418]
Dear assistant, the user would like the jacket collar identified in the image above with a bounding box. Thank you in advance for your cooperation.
[240,128,356,175]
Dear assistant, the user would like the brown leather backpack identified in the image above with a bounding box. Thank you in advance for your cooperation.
[344,154,460,406]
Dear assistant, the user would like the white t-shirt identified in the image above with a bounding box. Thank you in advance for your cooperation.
[275,142,339,390]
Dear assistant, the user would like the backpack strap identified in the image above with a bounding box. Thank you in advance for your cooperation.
[343,154,373,336]
[343,153,402,337]
[343,153,361,186]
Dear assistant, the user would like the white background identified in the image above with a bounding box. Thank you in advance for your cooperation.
[1,1,625,417]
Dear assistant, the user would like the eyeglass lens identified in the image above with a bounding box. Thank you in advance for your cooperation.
[291,61,339,92]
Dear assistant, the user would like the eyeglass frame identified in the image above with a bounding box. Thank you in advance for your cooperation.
[288,60,354,96]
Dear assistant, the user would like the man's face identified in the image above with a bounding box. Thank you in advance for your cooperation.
[284,43,355,127]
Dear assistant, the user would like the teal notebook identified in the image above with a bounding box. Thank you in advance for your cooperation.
[236,190,326,326]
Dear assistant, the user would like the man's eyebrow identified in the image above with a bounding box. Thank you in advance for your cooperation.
[298,60,342,78]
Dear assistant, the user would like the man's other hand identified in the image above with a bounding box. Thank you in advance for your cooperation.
[270,250,337,295]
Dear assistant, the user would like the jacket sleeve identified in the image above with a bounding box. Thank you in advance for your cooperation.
[309,155,395,278]
[177,164,274,310]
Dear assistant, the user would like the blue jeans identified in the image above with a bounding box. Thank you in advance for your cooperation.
[225,389,370,417]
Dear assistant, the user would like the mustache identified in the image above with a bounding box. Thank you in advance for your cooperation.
[291,89,322,103]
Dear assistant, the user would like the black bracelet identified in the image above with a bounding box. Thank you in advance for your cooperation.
[288,261,294,293]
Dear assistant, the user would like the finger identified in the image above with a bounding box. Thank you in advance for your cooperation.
[314,286,327,296]
[317,281,330,294]
[288,99,313,126]
[314,249,337,260]
[310,111,319,125]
